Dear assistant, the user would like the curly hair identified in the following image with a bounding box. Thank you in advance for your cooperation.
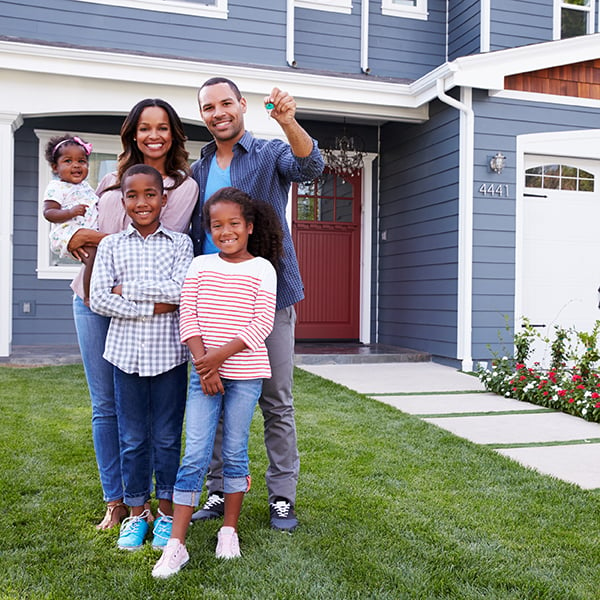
[44,134,90,165]
[114,98,191,191]
[203,187,284,269]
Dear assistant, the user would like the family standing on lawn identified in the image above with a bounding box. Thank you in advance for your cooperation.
[63,77,324,578]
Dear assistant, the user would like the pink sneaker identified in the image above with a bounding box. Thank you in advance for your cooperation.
[215,526,241,559]
[152,538,189,579]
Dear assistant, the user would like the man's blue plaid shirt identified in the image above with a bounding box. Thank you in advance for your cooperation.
[190,131,325,310]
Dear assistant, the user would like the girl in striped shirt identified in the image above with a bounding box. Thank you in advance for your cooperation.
[153,187,283,578]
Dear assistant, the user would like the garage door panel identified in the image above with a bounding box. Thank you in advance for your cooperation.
[521,155,600,365]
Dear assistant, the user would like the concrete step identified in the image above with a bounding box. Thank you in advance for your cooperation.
[294,343,431,365]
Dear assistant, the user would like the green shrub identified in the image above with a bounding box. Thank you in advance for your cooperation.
[477,319,600,422]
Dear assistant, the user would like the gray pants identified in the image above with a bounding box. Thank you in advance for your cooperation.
[205,306,300,504]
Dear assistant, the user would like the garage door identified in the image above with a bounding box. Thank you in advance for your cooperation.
[520,155,600,365]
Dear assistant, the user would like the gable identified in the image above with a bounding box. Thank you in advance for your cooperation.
[505,60,600,100]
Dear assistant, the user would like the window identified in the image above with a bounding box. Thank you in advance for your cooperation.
[525,164,595,192]
[35,129,204,279]
[75,0,227,19]
[554,0,595,39]
[382,0,428,20]
[295,0,352,14]
[296,171,356,223]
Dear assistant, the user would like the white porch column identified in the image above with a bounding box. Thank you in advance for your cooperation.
[0,112,23,357]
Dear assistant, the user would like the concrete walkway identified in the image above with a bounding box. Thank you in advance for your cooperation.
[298,362,600,490]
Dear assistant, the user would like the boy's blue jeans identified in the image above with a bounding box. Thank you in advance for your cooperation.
[114,363,187,507]
[73,295,122,502]
[173,370,262,507]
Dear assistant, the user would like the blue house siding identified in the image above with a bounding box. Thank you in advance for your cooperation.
[490,1,553,51]
[368,0,447,79]
[0,0,288,68]
[0,0,449,79]
[471,90,600,361]
[294,7,360,74]
[377,100,460,359]
[447,0,480,61]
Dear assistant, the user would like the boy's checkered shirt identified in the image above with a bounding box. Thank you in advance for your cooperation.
[90,223,193,377]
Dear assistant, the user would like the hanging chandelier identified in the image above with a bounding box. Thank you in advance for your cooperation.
[322,134,364,178]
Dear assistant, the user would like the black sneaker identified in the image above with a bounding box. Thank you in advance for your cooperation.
[191,492,225,522]
[269,497,298,531]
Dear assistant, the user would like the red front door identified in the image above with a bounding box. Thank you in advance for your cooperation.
[292,169,362,340]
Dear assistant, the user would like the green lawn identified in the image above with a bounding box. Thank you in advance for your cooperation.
[1,364,600,599]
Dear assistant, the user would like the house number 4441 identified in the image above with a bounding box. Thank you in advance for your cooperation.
[479,183,510,196]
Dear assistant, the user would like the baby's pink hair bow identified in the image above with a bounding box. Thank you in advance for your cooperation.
[72,136,93,155]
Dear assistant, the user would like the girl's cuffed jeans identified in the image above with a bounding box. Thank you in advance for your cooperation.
[173,370,262,507]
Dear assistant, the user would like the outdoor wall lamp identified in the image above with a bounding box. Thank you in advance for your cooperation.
[489,152,506,174]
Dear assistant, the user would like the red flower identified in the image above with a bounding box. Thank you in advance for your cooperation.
[557,390,567,397]
[516,363,525,370]
[592,393,600,399]
[519,375,527,381]
[577,384,586,390]
[572,375,582,381]
[595,402,600,408]
[568,398,575,403]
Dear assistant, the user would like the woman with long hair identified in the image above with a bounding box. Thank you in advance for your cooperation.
[67,98,198,531]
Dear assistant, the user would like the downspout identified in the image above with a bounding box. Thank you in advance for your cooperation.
[286,0,296,67]
[436,78,474,373]
[361,0,370,74]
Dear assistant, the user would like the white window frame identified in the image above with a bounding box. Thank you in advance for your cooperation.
[35,129,204,280]
[382,0,428,20]
[75,0,227,19]
[295,0,352,14]
[553,0,596,39]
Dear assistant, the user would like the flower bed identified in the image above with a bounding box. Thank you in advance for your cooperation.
[477,319,600,423]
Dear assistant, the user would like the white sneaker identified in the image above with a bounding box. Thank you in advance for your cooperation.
[152,538,189,579]
[215,526,241,559]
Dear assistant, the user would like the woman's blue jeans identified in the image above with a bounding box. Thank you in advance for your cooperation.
[173,370,262,507]
[114,363,187,507]
[72,295,123,502]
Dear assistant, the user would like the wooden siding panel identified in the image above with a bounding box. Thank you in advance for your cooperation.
[377,100,460,359]
[506,61,600,100]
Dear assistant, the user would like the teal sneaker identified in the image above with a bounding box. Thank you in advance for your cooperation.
[117,509,150,551]
[152,512,173,549]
